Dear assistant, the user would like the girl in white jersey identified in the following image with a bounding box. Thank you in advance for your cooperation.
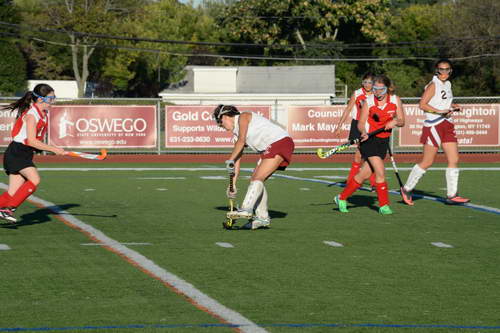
[400,59,470,205]
[0,84,66,223]
[213,104,295,230]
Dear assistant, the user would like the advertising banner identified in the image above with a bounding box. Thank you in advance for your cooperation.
[48,105,157,148]
[287,105,349,148]
[165,105,271,148]
[0,105,16,147]
[399,104,500,147]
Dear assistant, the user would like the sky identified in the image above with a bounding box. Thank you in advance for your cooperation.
[178,0,203,7]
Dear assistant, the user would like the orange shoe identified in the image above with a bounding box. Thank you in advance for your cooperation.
[445,195,470,205]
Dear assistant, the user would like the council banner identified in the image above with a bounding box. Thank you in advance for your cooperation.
[287,105,349,148]
[0,105,16,147]
[165,105,271,148]
[399,104,500,147]
[48,105,157,148]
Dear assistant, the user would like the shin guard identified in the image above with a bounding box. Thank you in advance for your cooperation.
[241,180,264,211]
[347,162,361,183]
[7,181,37,208]
[376,182,390,207]
[446,168,459,197]
[339,179,361,200]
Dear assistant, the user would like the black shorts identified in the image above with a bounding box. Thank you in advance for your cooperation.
[359,136,389,160]
[3,141,37,175]
[348,119,361,141]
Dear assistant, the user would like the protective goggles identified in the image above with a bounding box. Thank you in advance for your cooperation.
[33,92,56,103]
[372,86,387,95]
[362,79,373,85]
[436,67,452,74]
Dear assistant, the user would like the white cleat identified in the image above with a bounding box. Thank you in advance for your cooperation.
[226,209,253,220]
[243,218,271,230]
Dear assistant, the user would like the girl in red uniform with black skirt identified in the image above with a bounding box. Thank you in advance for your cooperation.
[334,75,405,215]
[0,83,66,223]
[334,72,377,187]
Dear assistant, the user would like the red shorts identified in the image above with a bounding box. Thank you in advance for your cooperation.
[420,120,457,148]
[260,136,295,170]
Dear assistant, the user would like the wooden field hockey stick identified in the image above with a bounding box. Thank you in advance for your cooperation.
[222,172,236,230]
[317,127,386,159]
[66,149,107,160]
[386,145,404,188]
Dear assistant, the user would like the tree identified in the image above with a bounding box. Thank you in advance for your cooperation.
[14,0,150,97]
[0,0,27,95]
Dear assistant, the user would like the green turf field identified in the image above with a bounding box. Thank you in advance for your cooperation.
[1,162,499,332]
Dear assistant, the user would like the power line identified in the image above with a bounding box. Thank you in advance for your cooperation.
[2,31,499,63]
[0,20,498,52]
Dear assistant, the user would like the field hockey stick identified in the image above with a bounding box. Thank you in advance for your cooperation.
[424,107,460,117]
[317,127,386,159]
[386,145,404,188]
[66,149,107,160]
[223,172,236,230]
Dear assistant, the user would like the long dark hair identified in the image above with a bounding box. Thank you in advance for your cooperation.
[2,83,54,119]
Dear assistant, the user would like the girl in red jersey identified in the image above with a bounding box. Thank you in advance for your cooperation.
[400,59,469,205]
[0,84,65,223]
[334,72,377,187]
[334,75,405,215]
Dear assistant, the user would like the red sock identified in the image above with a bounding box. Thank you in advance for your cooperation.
[340,179,361,200]
[347,162,361,183]
[0,192,12,207]
[369,173,376,187]
[7,181,37,208]
[375,182,390,207]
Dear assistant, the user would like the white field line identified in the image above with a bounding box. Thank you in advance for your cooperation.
[323,241,344,247]
[431,242,454,248]
[81,242,152,246]
[13,167,500,171]
[0,244,11,250]
[215,242,234,248]
[134,177,186,180]
[0,183,267,333]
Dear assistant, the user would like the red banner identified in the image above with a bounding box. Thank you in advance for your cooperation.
[48,105,157,148]
[165,105,271,148]
[0,105,16,147]
[399,104,500,147]
[287,105,349,148]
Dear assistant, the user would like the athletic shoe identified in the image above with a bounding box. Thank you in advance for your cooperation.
[227,208,253,220]
[400,187,414,206]
[334,195,349,213]
[243,218,270,230]
[379,205,393,215]
[0,207,16,223]
[445,195,470,205]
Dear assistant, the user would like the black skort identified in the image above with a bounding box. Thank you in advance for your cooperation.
[359,136,389,160]
[3,141,37,175]
[348,119,362,142]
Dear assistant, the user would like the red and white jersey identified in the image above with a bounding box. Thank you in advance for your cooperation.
[350,87,370,120]
[232,112,288,152]
[11,104,48,145]
[423,76,453,127]
[365,94,398,138]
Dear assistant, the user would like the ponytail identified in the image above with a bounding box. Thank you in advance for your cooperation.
[2,83,54,119]
[2,91,35,119]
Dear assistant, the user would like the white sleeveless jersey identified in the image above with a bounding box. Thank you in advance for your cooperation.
[12,105,48,144]
[423,76,453,127]
[350,87,368,120]
[232,112,288,152]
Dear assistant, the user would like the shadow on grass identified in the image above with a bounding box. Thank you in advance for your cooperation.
[214,206,287,219]
[1,204,118,229]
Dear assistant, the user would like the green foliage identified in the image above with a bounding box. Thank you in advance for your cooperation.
[0,41,27,95]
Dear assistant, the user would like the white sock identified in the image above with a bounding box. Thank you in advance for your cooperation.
[446,168,459,197]
[254,186,269,220]
[404,164,426,192]
[241,180,264,211]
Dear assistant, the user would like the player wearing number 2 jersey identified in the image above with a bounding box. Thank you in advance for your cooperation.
[400,59,470,206]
